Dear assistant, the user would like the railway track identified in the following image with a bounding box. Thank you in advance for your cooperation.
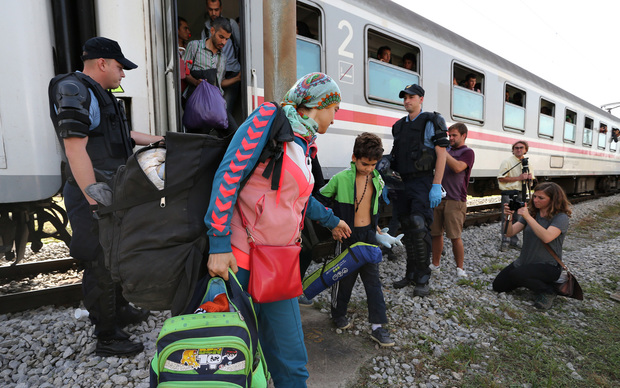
[1,192,616,315]
[0,257,77,280]
[463,191,620,227]
[0,284,82,315]
[0,257,81,314]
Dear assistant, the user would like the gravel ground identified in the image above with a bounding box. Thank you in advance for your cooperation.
[0,194,618,387]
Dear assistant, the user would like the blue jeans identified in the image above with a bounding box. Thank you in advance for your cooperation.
[236,268,308,388]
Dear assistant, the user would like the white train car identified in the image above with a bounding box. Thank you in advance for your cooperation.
[1,0,618,261]
[285,0,620,194]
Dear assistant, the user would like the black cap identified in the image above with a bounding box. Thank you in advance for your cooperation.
[81,37,138,70]
[398,84,425,98]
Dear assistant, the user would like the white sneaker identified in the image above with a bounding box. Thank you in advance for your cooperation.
[429,264,440,272]
[456,268,468,278]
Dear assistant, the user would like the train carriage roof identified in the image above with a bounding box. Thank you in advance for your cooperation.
[359,0,618,121]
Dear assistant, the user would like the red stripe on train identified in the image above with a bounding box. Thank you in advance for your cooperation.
[255,95,397,126]
[253,95,616,158]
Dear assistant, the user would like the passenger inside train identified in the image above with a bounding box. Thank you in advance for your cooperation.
[511,92,523,107]
[178,0,244,125]
[377,46,392,63]
[402,52,417,71]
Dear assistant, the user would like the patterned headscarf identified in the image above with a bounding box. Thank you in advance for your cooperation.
[281,72,341,140]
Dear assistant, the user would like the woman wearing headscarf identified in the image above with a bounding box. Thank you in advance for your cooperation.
[204,72,351,387]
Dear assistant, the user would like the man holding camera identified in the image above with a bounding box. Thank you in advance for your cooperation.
[497,141,535,251]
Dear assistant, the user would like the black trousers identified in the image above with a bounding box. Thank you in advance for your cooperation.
[395,175,433,284]
[64,183,127,336]
[492,262,561,295]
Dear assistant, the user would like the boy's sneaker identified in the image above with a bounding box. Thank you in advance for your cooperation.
[413,283,430,297]
[371,327,395,347]
[533,293,556,310]
[333,316,351,330]
[456,268,468,278]
[298,294,314,307]
[429,264,441,273]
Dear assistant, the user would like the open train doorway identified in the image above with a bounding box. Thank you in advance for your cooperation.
[176,0,247,127]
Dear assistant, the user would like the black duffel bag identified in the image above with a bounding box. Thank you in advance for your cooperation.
[90,131,232,315]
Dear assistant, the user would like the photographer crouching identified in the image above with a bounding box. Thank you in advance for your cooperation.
[497,141,535,251]
[492,182,572,310]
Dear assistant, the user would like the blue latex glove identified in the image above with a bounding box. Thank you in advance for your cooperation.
[429,184,443,208]
[376,228,404,248]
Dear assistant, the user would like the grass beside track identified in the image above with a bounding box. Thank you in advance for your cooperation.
[345,200,620,387]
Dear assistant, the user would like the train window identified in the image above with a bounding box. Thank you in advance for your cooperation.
[452,63,484,123]
[611,130,618,152]
[563,109,576,143]
[296,3,322,79]
[503,84,526,131]
[597,123,607,149]
[538,98,555,138]
[583,117,593,146]
[367,29,420,105]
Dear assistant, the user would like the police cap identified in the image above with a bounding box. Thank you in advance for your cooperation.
[398,84,425,98]
[81,37,138,70]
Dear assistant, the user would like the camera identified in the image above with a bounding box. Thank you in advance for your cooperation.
[508,194,525,211]
[521,157,529,168]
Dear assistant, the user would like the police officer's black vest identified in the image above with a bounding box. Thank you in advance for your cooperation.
[49,72,134,182]
[391,112,436,179]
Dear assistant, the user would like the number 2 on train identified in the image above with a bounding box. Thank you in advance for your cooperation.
[338,19,354,59]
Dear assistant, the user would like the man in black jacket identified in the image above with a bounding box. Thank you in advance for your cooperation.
[49,37,163,356]
[389,84,448,297]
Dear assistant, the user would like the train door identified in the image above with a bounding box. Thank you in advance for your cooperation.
[176,0,248,126]
[95,0,181,136]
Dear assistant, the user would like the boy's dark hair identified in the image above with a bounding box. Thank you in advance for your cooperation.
[403,52,416,62]
[353,132,384,162]
[212,16,232,34]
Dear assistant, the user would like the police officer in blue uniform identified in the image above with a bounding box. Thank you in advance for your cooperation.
[48,37,163,356]
[389,84,448,297]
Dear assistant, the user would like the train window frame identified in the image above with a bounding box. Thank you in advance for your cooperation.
[365,26,422,107]
[296,1,324,79]
[503,83,526,132]
[563,108,577,143]
[538,97,555,139]
[597,122,607,150]
[451,61,485,125]
[583,116,593,147]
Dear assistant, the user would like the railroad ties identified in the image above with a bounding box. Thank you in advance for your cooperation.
[0,258,82,314]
